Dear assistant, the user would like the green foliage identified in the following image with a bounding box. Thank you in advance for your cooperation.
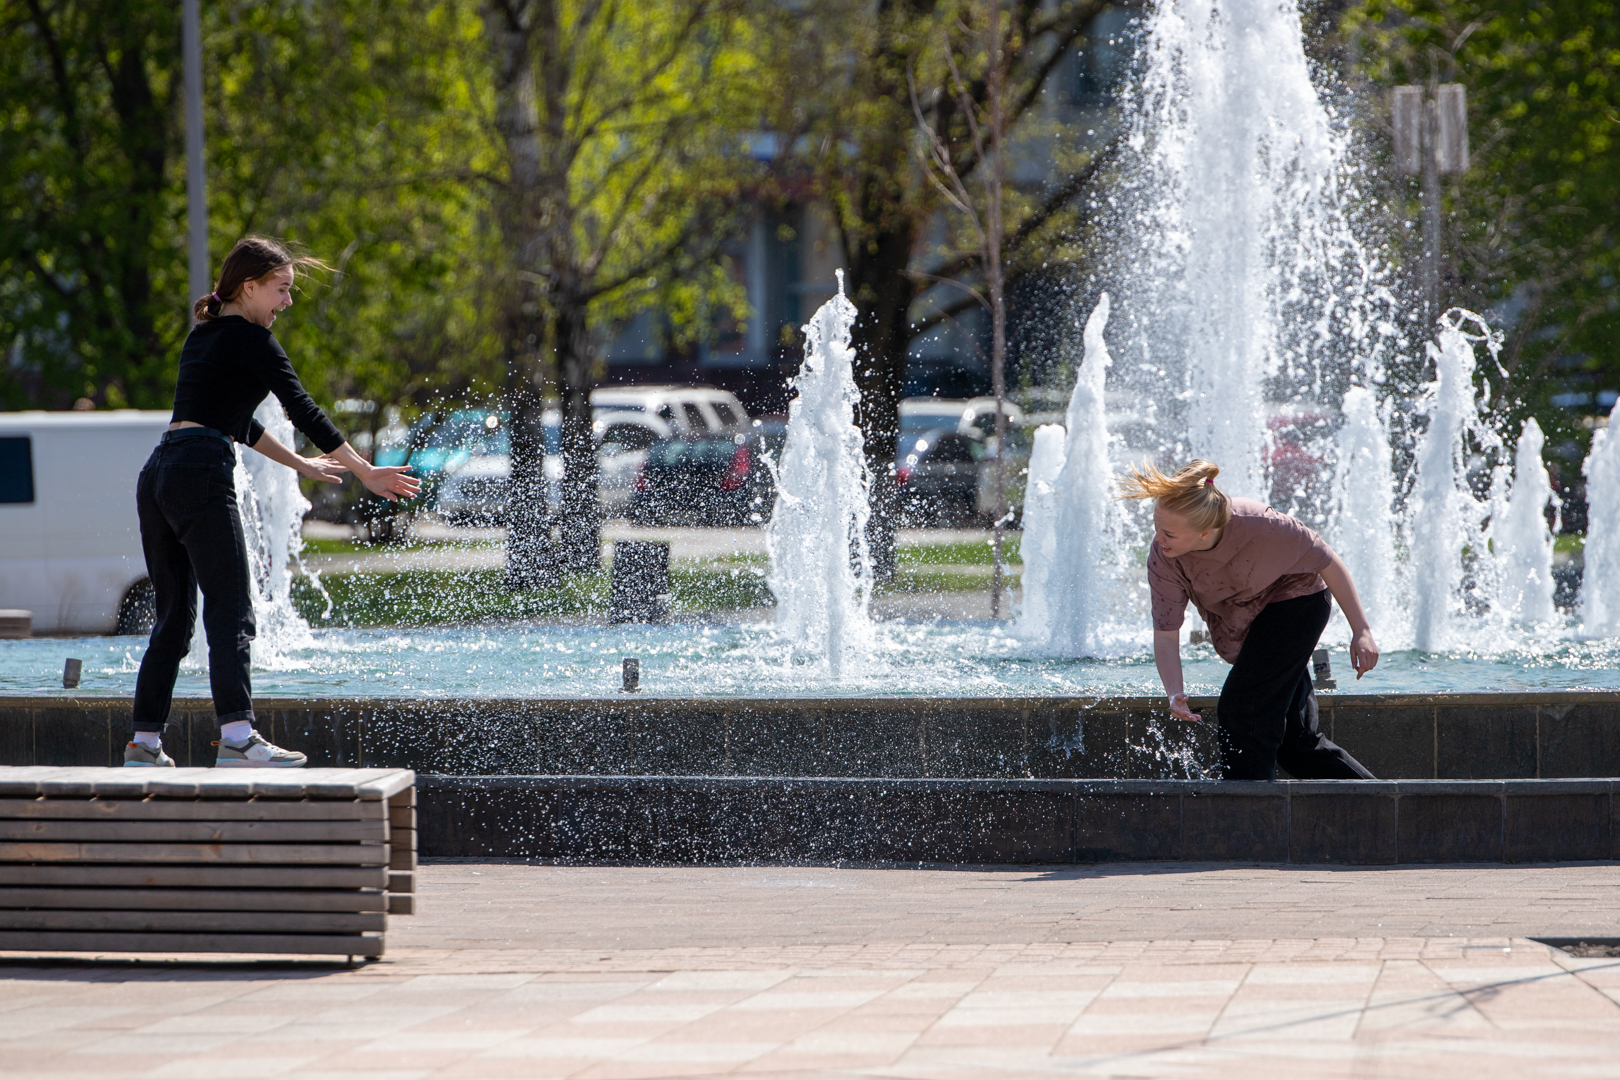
[1,0,504,417]
[208,0,506,413]
[0,0,186,408]
[1344,0,1620,436]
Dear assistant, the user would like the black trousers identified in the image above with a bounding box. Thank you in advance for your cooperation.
[1216,589,1373,781]
[132,429,257,733]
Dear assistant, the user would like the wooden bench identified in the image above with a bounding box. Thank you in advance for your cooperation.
[0,767,415,958]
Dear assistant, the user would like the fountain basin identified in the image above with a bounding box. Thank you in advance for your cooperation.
[6,691,1619,780]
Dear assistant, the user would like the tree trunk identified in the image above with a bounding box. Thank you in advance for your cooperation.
[846,229,919,581]
[554,298,601,574]
[483,0,559,587]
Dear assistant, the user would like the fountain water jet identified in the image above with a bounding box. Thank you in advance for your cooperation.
[1583,426,1620,637]
[765,271,874,677]
[184,397,321,672]
[1492,419,1557,627]
[1114,0,1397,500]
[1330,386,1401,641]
[1017,295,1133,656]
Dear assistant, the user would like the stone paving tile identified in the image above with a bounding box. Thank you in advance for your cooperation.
[6,864,1620,1077]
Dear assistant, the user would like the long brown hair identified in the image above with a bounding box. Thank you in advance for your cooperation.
[1117,458,1233,532]
[193,235,333,322]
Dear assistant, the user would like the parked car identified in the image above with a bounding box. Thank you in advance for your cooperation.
[896,397,1028,525]
[899,396,1024,441]
[434,411,673,524]
[0,410,171,634]
[895,427,985,527]
[629,429,768,526]
[591,385,749,437]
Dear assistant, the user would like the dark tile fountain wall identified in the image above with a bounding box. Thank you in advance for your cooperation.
[3,692,1618,779]
[416,775,1620,865]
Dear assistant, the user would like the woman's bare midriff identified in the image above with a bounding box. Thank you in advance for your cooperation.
[168,421,204,431]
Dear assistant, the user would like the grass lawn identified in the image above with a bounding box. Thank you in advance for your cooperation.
[293,535,1019,626]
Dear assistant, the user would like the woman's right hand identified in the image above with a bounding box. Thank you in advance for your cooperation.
[360,465,421,503]
[1168,692,1202,723]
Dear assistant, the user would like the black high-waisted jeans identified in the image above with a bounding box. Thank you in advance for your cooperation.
[1215,589,1373,781]
[132,429,257,733]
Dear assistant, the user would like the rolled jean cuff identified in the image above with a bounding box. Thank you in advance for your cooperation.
[215,708,257,728]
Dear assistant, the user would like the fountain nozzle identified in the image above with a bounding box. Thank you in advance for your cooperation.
[622,657,640,693]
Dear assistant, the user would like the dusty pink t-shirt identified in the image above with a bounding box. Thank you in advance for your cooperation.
[1148,497,1333,662]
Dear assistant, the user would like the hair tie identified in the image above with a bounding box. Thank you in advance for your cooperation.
[1201,476,1211,486]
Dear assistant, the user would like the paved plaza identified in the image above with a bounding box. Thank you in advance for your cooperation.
[6,862,1620,1078]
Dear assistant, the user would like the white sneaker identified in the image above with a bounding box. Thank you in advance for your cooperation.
[124,742,175,767]
[214,731,307,769]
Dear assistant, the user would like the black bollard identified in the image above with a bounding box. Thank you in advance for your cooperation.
[1312,648,1337,691]
[609,542,670,624]
[62,658,81,689]
[622,657,641,693]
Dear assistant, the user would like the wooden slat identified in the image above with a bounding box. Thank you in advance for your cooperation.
[1,864,388,890]
[388,847,417,872]
[0,888,387,912]
[0,909,386,933]
[390,827,415,852]
[0,841,388,866]
[388,806,416,830]
[0,930,385,956]
[389,788,415,808]
[0,768,415,802]
[387,871,415,895]
[0,820,388,843]
[387,894,415,915]
[0,799,378,822]
[0,769,75,796]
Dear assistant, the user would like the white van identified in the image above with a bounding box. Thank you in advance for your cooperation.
[0,411,171,634]
[589,385,748,436]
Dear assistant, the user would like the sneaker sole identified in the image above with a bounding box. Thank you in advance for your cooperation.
[123,761,170,768]
[214,759,307,769]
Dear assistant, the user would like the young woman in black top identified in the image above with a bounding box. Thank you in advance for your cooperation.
[126,236,419,768]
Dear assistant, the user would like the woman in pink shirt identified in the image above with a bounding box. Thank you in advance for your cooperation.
[1120,459,1378,780]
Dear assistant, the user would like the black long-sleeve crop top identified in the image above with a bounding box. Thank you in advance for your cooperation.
[169,316,345,453]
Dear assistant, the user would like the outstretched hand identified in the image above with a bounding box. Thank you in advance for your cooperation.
[298,455,349,485]
[1351,627,1380,679]
[362,465,420,503]
[1168,692,1202,723]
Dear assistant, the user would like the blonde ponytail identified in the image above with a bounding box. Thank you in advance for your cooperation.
[1117,459,1232,532]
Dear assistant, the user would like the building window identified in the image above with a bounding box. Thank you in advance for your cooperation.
[0,436,35,504]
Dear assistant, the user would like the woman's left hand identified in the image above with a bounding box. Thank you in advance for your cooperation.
[1350,627,1379,678]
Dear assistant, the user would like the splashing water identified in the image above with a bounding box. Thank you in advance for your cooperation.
[1018,295,1135,656]
[1020,1,1581,660]
[1330,385,1400,639]
[765,270,874,677]
[1406,315,1493,651]
[1492,419,1557,627]
[1112,0,1398,500]
[184,397,320,672]
[1583,426,1620,638]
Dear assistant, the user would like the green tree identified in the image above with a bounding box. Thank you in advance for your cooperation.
[204,0,505,416]
[757,0,1112,572]
[480,0,760,580]
[0,0,186,409]
[1,0,503,425]
[1344,0,1620,440]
